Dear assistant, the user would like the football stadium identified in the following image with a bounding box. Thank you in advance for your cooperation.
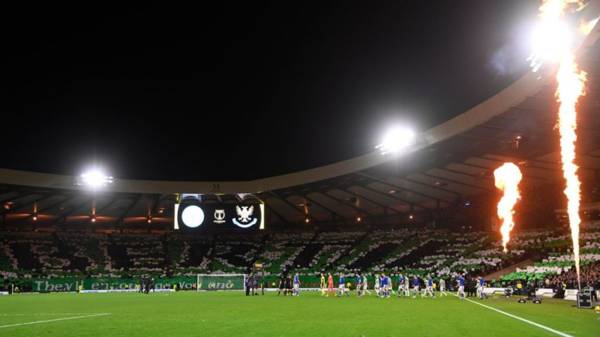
[2,1,600,336]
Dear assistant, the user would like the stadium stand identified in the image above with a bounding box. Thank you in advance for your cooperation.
[2,220,599,292]
[0,24,599,292]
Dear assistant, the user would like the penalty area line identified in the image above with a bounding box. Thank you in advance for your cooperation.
[0,313,111,329]
[459,296,572,337]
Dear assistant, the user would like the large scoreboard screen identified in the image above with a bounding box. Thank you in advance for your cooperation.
[174,196,264,231]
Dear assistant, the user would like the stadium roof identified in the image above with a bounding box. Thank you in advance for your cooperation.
[1,11,600,227]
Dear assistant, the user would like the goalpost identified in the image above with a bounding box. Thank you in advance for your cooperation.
[196,273,247,291]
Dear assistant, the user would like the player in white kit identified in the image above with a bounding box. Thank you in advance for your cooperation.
[439,278,447,296]
[397,274,405,297]
[362,274,370,295]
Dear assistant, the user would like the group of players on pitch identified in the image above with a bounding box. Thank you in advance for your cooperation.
[283,271,486,300]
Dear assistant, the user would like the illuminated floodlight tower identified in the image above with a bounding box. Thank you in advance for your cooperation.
[77,168,114,190]
[375,126,416,155]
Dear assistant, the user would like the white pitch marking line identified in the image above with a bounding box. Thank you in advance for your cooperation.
[0,313,111,329]
[0,313,108,317]
[461,297,573,337]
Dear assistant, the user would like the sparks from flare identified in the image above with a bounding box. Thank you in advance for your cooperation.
[530,0,591,289]
[494,163,523,253]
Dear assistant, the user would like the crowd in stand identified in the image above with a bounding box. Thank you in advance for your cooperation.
[546,262,600,291]
[1,221,599,292]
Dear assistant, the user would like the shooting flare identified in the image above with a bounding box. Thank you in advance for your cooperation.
[556,47,587,290]
[494,163,523,253]
[529,0,593,289]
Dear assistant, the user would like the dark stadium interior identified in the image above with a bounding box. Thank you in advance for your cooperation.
[1,2,600,336]
[1,1,540,181]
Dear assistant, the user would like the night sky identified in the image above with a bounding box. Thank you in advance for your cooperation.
[1,1,539,181]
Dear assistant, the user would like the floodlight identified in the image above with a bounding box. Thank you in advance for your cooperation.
[79,169,114,189]
[529,19,573,70]
[376,126,416,154]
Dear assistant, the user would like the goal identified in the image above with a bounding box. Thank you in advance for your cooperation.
[196,273,247,291]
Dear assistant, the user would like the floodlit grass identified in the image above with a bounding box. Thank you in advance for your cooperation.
[0,291,598,337]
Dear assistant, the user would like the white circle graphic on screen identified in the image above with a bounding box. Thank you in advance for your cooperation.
[181,205,204,228]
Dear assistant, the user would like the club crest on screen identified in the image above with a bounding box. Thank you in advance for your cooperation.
[213,209,226,224]
[232,205,257,228]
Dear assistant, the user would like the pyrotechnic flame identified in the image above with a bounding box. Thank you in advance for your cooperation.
[528,0,593,71]
[530,0,591,290]
[494,163,523,253]
[556,50,587,290]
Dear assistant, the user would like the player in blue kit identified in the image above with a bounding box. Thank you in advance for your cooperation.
[425,275,435,298]
[457,274,466,300]
[380,273,390,298]
[292,273,300,296]
[477,276,486,299]
[337,273,349,296]
[411,275,420,298]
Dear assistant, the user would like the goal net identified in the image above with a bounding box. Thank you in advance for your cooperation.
[196,273,246,291]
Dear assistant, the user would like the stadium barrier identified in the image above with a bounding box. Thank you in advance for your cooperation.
[12,276,594,301]
[0,291,9,296]
[80,289,175,294]
[482,287,507,295]
[475,287,581,301]
[28,276,198,292]
[264,287,321,292]
[196,273,245,291]
[22,275,354,293]
[565,289,578,301]
[535,288,556,298]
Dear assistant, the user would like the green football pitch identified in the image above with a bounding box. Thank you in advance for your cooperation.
[0,291,598,337]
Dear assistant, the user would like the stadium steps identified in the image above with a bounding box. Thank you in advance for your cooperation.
[292,243,324,269]
[385,239,439,269]
[290,230,322,269]
[327,231,370,269]
[250,233,270,267]
[483,258,534,280]
[348,242,397,270]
